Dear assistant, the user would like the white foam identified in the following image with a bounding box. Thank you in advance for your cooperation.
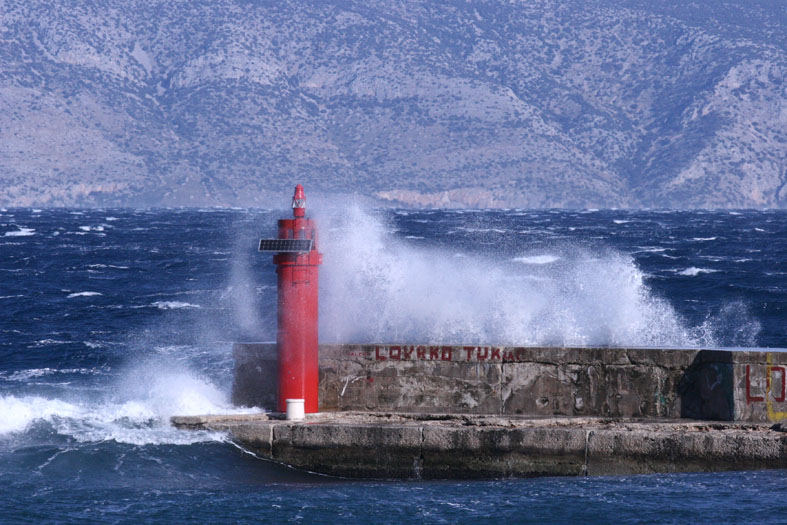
[458,227,507,233]
[67,291,102,298]
[4,227,35,237]
[0,396,83,434]
[0,364,258,445]
[152,301,201,310]
[2,367,100,382]
[676,267,719,276]
[318,206,711,347]
[691,237,717,242]
[613,219,630,224]
[512,254,560,265]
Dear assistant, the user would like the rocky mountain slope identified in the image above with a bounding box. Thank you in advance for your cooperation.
[0,0,784,208]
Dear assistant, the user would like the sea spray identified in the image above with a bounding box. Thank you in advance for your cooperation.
[0,357,253,445]
[221,212,278,340]
[691,301,761,348]
[318,205,710,347]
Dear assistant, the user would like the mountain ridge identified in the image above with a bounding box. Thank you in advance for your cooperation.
[0,0,784,208]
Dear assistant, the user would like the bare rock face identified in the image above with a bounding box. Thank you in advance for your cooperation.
[1,1,784,208]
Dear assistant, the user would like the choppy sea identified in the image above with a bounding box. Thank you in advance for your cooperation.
[1,207,785,523]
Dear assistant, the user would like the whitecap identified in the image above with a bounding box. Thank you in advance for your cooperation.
[4,227,35,237]
[513,254,560,265]
[459,227,507,233]
[0,395,83,434]
[4,367,100,382]
[676,267,719,276]
[32,339,71,346]
[67,291,103,298]
[0,365,258,444]
[152,301,201,310]
[691,237,717,241]
[612,219,630,224]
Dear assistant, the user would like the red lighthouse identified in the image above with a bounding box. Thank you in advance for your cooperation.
[259,185,322,414]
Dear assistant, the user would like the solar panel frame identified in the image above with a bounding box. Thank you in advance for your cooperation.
[258,239,314,252]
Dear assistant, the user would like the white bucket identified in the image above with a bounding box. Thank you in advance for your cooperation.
[285,398,305,421]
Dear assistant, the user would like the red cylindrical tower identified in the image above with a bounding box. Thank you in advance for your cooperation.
[261,185,322,413]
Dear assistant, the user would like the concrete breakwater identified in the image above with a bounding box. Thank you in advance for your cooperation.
[232,344,787,423]
[171,412,786,479]
[172,344,787,479]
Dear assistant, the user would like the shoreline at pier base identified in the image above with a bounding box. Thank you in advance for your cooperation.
[171,412,786,479]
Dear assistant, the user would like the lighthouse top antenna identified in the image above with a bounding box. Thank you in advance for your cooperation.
[292,184,306,217]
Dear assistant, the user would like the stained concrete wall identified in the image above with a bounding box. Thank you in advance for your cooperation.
[232,344,787,423]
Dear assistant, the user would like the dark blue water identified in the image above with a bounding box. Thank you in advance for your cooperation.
[1,208,785,522]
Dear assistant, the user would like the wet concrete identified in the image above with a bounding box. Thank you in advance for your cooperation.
[171,412,787,479]
[210,344,787,478]
[232,344,787,422]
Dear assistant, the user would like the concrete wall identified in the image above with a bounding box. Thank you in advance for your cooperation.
[172,413,787,479]
[232,343,787,423]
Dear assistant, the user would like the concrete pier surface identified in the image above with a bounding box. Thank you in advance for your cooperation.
[174,344,786,479]
[171,412,787,479]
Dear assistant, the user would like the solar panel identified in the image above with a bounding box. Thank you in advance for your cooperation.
[258,239,314,252]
